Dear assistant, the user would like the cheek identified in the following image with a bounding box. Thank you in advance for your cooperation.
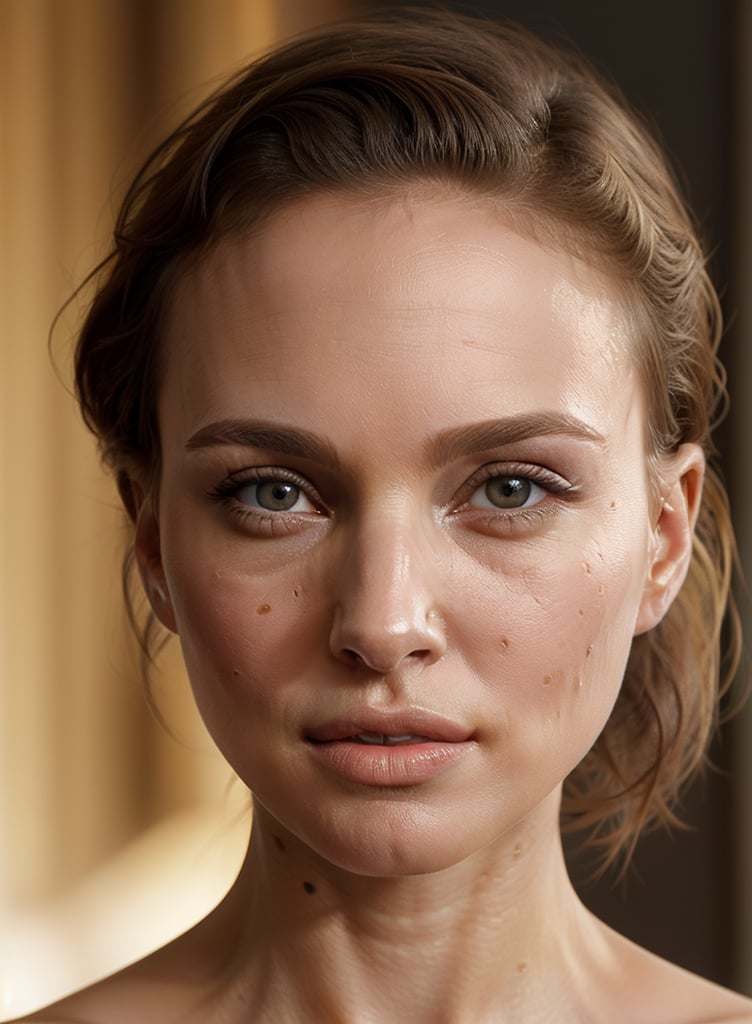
[456,534,647,753]
[163,542,327,734]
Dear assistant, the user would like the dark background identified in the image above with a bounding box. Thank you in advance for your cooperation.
[358,0,746,991]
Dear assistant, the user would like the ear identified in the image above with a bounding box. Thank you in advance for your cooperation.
[634,443,704,636]
[130,480,179,634]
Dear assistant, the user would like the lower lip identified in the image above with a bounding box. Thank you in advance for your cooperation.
[306,739,475,786]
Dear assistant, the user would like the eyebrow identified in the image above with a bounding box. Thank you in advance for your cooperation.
[185,419,342,469]
[430,413,607,467]
[186,412,606,470]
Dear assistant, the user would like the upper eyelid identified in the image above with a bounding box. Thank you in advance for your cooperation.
[211,466,324,504]
[461,461,572,492]
[220,465,310,486]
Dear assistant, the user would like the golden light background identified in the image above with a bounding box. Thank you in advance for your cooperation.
[0,1,347,1013]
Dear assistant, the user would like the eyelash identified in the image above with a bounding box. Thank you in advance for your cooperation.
[207,467,326,535]
[454,462,572,529]
[207,461,572,536]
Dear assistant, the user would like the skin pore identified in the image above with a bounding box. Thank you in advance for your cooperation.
[26,190,752,1023]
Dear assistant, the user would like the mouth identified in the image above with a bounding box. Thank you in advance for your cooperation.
[347,732,432,746]
[305,709,473,746]
[304,710,475,786]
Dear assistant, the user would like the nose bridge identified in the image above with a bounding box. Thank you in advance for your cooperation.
[359,513,419,618]
[330,502,445,672]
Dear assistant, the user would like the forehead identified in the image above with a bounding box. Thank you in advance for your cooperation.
[160,190,639,447]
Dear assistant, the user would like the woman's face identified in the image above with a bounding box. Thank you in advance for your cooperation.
[140,191,688,877]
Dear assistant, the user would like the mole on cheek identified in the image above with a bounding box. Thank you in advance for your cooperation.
[272,834,286,853]
[303,881,317,895]
[256,603,271,615]
[500,637,510,650]
[542,674,552,686]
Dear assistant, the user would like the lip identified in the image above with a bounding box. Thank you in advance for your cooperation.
[305,707,474,745]
[304,708,476,786]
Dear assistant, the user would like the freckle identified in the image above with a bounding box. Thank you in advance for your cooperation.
[516,962,528,974]
[582,561,591,574]
[256,603,271,615]
[578,609,584,616]
[303,881,316,894]
[272,835,285,853]
[500,637,509,650]
[586,645,592,658]
[610,500,616,510]
[542,674,552,686]
[232,669,240,677]
[293,588,300,598]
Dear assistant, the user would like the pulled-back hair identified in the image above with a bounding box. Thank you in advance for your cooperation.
[74,9,739,868]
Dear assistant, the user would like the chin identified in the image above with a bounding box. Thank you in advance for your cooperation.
[272,795,509,880]
[323,839,472,879]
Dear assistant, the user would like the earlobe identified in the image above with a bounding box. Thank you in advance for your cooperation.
[633,443,704,636]
[131,482,179,635]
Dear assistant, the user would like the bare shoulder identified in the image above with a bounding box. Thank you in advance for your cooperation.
[663,949,752,1023]
[692,981,752,1024]
[3,927,212,1024]
[603,922,752,1024]
[680,975,752,1024]
[4,969,180,1024]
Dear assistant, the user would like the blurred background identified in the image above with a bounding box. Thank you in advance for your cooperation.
[1,0,750,1016]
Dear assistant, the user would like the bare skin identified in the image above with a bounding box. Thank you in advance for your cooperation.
[17,800,752,1023]
[14,191,752,1024]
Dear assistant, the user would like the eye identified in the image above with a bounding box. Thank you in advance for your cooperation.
[235,477,316,513]
[468,474,548,510]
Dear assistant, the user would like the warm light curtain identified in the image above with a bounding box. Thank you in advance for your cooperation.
[0,0,347,1013]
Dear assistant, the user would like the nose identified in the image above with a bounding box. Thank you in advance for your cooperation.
[329,514,447,674]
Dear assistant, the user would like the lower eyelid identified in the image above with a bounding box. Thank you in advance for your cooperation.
[459,502,559,537]
[230,506,304,536]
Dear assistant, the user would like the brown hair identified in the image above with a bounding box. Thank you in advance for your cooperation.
[73,9,740,868]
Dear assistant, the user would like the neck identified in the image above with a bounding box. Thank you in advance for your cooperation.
[198,791,611,1023]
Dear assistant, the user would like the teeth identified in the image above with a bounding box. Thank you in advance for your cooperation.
[353,733,428,746]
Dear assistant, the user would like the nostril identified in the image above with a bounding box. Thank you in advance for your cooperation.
[339,647,392,673]
[329,599,448,673]
[337,644,437,674]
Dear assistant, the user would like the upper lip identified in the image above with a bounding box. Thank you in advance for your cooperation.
[305,707,474,744]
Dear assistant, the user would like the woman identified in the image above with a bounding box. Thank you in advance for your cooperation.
[15,10,752,1023]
